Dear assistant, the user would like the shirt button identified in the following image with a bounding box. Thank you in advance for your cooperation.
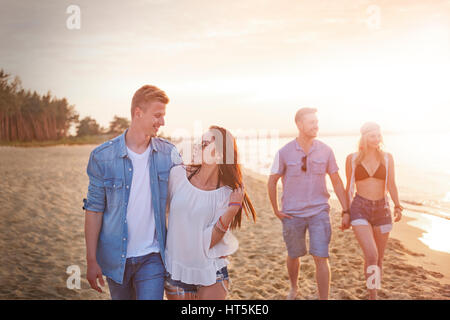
[129,168,132,171]
[121,254,125,258]
[123,238,126,241]
[126,185,129,189]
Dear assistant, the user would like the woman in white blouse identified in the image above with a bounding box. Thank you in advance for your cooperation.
[164,125,257,300]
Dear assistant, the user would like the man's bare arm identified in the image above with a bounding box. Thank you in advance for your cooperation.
[267,174,292,220]
[85,210,105,292]
[329,172,349,211]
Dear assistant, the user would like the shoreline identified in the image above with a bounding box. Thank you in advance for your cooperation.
[390,213,450,285]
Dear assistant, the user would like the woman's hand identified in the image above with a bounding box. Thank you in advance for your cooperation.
[341,214,351,230]
[394,207,403,222]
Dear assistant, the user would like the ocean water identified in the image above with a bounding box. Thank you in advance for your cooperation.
[234,132,450,253]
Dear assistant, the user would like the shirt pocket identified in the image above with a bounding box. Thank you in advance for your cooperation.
[158,171,169,199]
[104,178,124,207]
[285,161,302,177]
[311,160,327,175]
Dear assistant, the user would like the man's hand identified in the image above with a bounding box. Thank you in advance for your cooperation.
[87,260,105,293]
[341,214,351,230]
[275,210,293,221]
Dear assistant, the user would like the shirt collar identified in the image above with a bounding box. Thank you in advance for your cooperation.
[118,129,158,158]
[294,138,316,154]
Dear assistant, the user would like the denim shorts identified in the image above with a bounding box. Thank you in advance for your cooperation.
[165,266,229,296]
[281,210,332,258]
[350,194,393,233]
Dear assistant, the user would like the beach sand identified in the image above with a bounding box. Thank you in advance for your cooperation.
[0,145,449,300]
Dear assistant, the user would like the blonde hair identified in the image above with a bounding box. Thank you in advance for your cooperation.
[355,122,385,165]
[295,107,317,123]
[131,85,169,118]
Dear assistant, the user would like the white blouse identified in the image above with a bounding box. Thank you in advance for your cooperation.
[165,165,239,286]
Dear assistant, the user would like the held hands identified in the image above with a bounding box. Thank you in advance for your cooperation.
[341,213,351,230]
[87,260,105,293]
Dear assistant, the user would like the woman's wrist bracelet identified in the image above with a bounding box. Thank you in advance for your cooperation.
[218,216,229,232]
[215,219,227,233]
[214,223,226,234]
[229,202,242,208]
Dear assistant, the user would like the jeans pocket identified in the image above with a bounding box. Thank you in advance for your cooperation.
[373,206,390,218]
[373,207,392,225]
[322,216,332,244]
[350,200,363,219]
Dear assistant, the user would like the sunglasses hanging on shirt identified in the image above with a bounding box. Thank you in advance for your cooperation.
[301,156,307,172]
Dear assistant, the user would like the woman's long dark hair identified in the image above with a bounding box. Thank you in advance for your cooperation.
[187,125,257,230]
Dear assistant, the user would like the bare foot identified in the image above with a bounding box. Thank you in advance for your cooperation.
[286,288,298,300]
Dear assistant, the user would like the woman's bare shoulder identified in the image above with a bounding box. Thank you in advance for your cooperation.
[169,164,186,179]
[346,152,358,162]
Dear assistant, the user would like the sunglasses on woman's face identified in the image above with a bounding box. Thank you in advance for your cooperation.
[201,139,214,149]
[301,156,307,172]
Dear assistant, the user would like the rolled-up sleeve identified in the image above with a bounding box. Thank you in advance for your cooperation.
[83,152,105,213]
[170,145,183,167]
[270,151,285,175]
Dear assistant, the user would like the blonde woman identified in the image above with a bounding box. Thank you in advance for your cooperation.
[343,122,403,300]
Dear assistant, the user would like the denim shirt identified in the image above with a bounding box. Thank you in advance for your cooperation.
[82,130,182,284]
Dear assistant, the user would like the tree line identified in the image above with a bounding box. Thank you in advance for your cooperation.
[0,69,129,142]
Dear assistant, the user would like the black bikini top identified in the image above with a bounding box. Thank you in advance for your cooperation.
[355,163,386,181]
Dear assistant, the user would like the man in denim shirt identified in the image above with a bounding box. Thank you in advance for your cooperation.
[267,108,348,300]
[83,85,182,300]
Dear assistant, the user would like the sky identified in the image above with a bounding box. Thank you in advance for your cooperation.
[1,0,450,137]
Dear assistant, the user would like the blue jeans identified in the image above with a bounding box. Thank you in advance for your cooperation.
[106,252,166,300]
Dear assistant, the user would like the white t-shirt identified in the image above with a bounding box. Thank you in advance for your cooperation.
[165,165,239,286]
[125,145,159,258]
